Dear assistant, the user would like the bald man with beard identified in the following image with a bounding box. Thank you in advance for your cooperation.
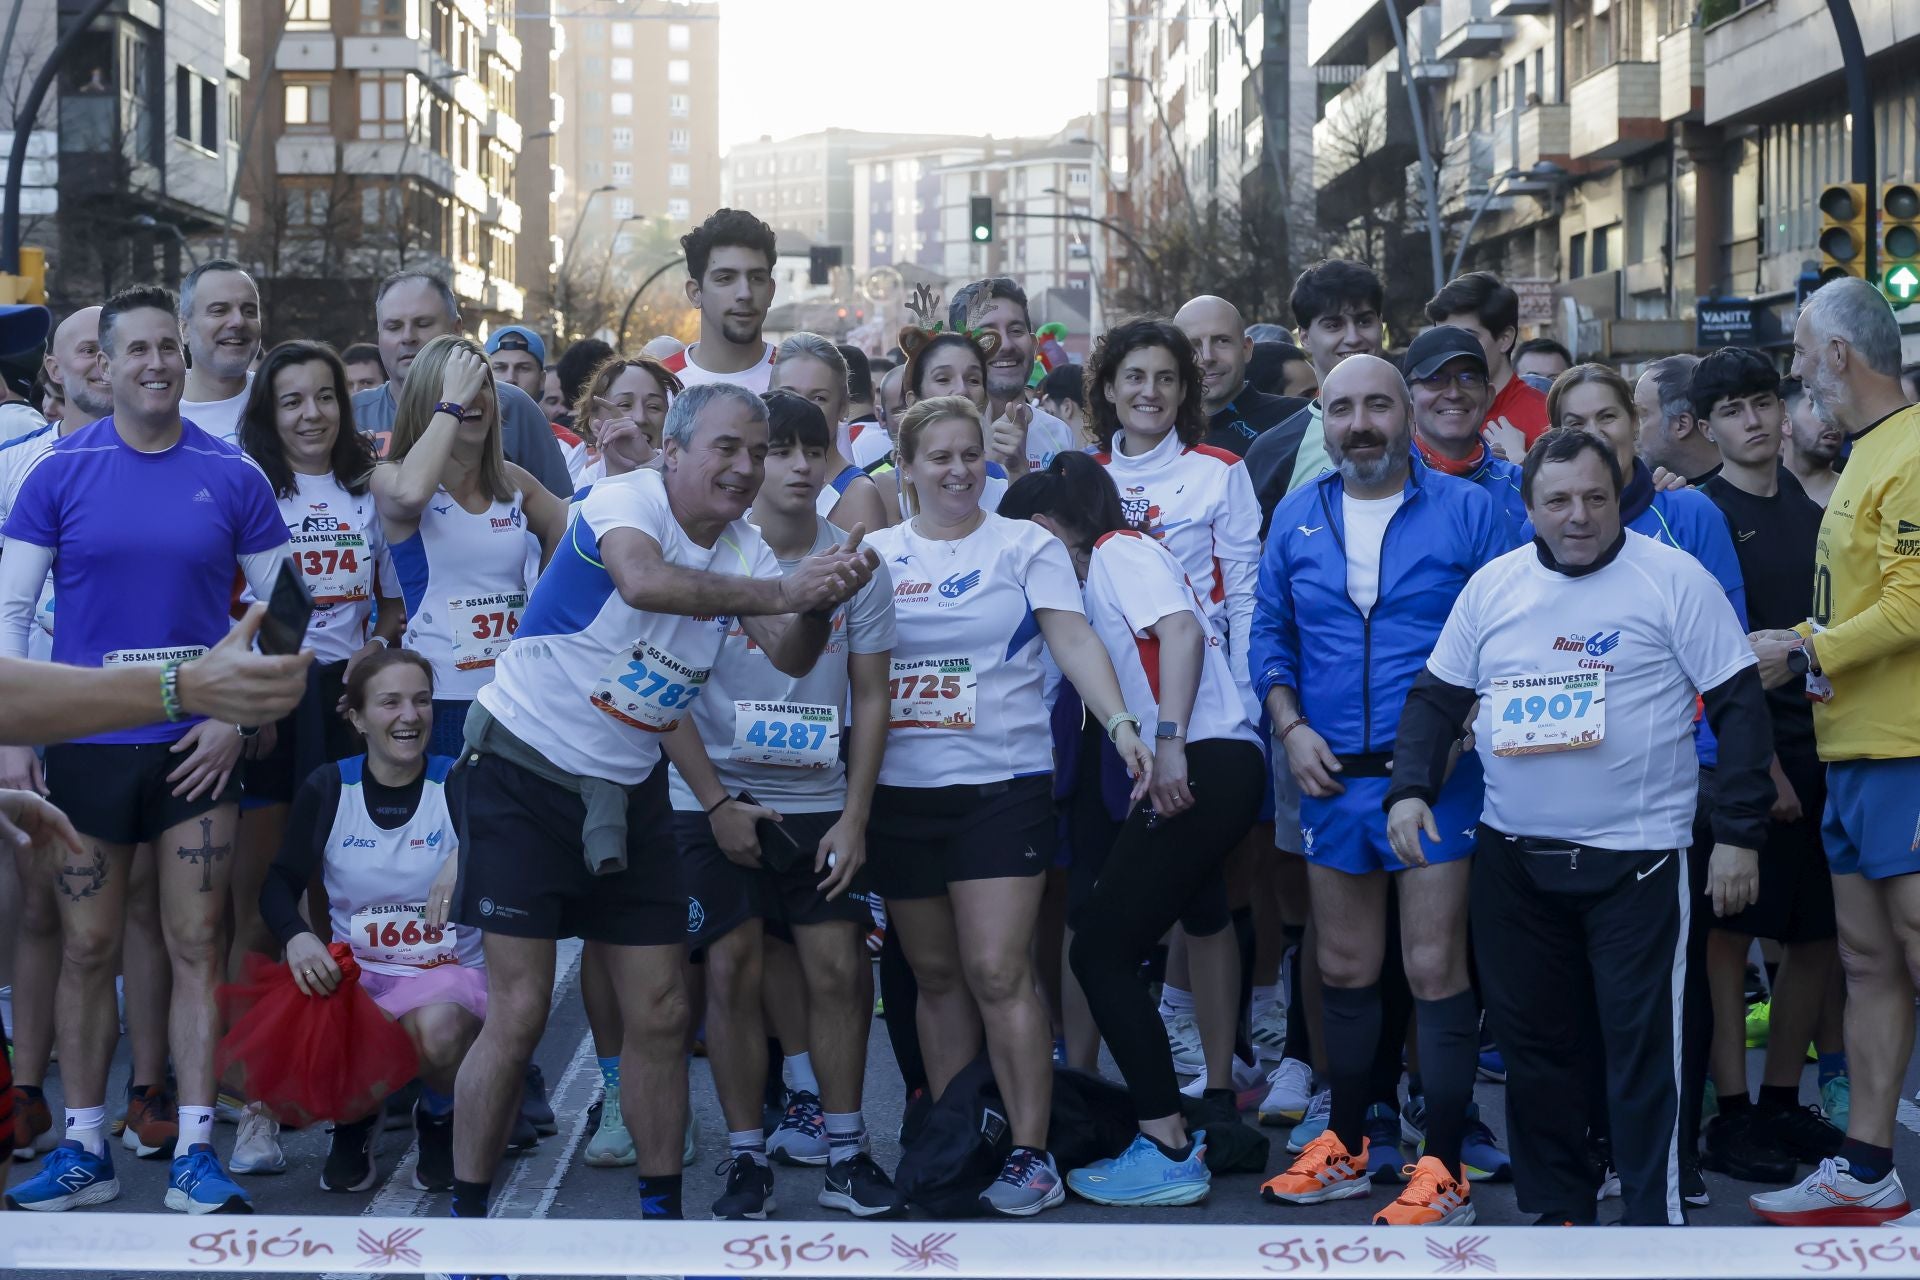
[1176,295,1302,458]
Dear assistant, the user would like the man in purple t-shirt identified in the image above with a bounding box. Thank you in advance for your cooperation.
[0,284,290,1216]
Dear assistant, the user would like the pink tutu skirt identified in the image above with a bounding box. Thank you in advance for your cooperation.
[360,964,488,1022]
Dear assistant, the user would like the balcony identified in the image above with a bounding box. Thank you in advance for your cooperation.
[1309,0,1424,69]
[342,140,453,193]
[481,26,522,72]
[479,192,522,234]
[1437,0,1510,60]
[1441,131,1497,218]
[479,107,522,153]
[1569,62,1663,161]
[451,75,490,121]
[453,261,488,304]
[275,33,336,72]
[1659,25,1703,122]
[453,168,489,213]
[1312,55,1418,222]
[1493,101,1571,172]
[276,137,338,176]
[1407,8,1457,85]
[486,278,525,317]
[341,37,432,76]
[1704,0,1918,126]
[1490,0,1552,13]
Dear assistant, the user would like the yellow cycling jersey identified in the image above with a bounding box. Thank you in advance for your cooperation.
[1798,403,1920,761]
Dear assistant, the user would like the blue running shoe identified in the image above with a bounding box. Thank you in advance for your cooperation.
[1400,1094,1429,1146]
[1285,1089,1331,1154]
[1461,1104,1511,1182]
[1365,1103,1406,1183]
[165,1144,253,1215]
[1065,1132,1211,1207]
[4,1141,120,1211]
[1477,1032,1507,1083]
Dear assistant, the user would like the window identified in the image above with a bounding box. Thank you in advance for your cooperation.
[1591,223,1615,272]
[611,22,632,47]
[667,198,690,220]
[611,58,632,82]
[668,93,689,117]
[1069,167,1090,190]
[667,59,689,84]
[285,185,332,226]
[227,83,239,142]
[1513,60,1527,109]
[668,128,688,153]
[668,23,690,51]
[1569,230,1587,277]
[612,196,634,218]
[284,81,330,127]
[610,92,632,116]
[174,66,192,141]
[611,161,632,184]
[358,72,408,139]
[611,126,632,149]
[362,184,400,225]
[289,0,331,20]
[669,162,689,187]
[360,0,404,35]
[1472,85,1482,133]
[1534,49,1546,101]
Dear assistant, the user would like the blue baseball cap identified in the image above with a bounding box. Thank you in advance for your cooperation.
[484,325,546,366]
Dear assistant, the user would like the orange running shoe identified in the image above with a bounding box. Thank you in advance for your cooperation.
[1260,1130,1371,1205]
[11,1087,55,1160]
[1372,1156,1476,1226]
[122,1084,179,1159]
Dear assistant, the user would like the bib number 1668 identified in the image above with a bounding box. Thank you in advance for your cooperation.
[362,919,445,949]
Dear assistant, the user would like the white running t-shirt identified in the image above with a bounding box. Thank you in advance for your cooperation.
[1341,490,1406,617]
[181,372,254,448]
[662,343,776,394]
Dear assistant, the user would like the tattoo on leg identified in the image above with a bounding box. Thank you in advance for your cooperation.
[57,846,108,900]
[176,816,232,894]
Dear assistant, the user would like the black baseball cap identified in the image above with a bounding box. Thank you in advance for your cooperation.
[1403,325,1489,383]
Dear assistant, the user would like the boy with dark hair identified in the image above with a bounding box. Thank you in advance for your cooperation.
[342,342,385,395]
[669,208,780,390]
[1426,271,1550,452]
[1513,337,1573,387]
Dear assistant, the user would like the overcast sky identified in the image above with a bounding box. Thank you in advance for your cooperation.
[716,0,1111,150]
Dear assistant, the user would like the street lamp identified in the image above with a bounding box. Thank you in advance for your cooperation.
[1114,72,1202,227]
[559,184,617,335]
[1450,162,1569,281]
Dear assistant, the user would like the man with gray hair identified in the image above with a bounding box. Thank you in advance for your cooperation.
[1634,354,1721,486]
[351,270,571,497]
[445,379,879,1227]
[1749,278,1920,1227]
[177,259,260,446]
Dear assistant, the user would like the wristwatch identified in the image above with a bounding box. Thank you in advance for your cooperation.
[1155,720,1184,741]
[236,724,260,739]
[1786,646,1810,677]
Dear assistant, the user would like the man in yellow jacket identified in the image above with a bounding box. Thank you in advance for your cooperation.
[1748,277,1920,1227]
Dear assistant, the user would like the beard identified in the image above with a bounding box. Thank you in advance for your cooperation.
[719,313,764,347]
[1329,428,1406,488]
[65,382,113,419]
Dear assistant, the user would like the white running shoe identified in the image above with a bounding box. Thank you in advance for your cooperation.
[1162,1011,1205,1076]
[229,1105,286,1176]
[1258,1058,1314,1127]
[1178,1054,1265,1099]
[1749,1159,1910,1226]
[1250,1002,1289,1061]
[584,1091,635,1168]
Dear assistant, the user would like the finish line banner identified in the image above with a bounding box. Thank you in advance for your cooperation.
[4,1217,1920,1277]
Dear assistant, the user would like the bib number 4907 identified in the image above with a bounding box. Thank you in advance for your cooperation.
[1499,688,1594,725]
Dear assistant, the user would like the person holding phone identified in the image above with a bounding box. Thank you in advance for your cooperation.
[257,649,481,1195]
[372,336,567,759]
[0,284,292,1216]
[659,390,898,1220]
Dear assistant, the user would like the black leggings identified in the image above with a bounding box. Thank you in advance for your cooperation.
[1068,739,1265,1121]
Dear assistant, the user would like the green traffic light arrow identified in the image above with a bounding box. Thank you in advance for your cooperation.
[1886,264,1920,299]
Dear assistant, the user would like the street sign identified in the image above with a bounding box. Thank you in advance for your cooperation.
[1882,263,1919,308]
[1696,297,1757,348]
[1511,278,1554,325]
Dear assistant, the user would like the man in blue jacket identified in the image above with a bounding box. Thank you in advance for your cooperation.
[1250,355,1509,1225]
[1404,325,1528,542]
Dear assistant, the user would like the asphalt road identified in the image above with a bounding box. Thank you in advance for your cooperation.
[5,939,1917,1280]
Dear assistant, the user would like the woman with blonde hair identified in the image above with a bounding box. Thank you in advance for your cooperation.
[371,334,567,757]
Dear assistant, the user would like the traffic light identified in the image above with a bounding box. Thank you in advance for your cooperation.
[969,196,994,244]
[0,246,45,305]
[807,244,842,287]
[1879,182,1920,307]
[1818,182,1868,282]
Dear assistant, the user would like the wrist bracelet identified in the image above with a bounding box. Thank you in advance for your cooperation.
[160,660,187,722]
[1104,711,1141,743]
[433,400,466,419]
[370,635,390,649]
[705,794,732,816]
[1277,716,1310,744]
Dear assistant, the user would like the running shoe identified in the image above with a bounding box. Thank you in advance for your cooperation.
[521,1063,557,1137]
[979,1146,1064,1217]
[505,1107,538,1153]
[1589,1135,1620,1201]
[122,1083,179,1159]
[1371,1156,1474,1226]
[1258,1058,1313,1127]
[1476,1034,1507,1083]
[1461,1104,1511,1183]
[413,1104,455,1192]
[1683,1155,1710,1208]
[711,1155,775,1220]
[165,1143,253,1214]
[1261,1131,1370,1205]
[4,1141,119,1211]
[229,1104,286,1176]
[1702,1112,1796,1183]
[11,1086,54,1160]
[1745,999,1771,1049]
[767,1089,828,1166]
[1066,1131,1210,1207]
[1285,1089,1332,1154]
[1758,1102,1844,1165]
[584,1091,635,1167]
[1749,1159,1910,1226]
[1821,1076,1850,1134]
[1365,1104,1405,1183]
[1743,962,1768,1005]
[1884,1207,1920,1227]
[321,1116,378,1193]
[1163,1010,1206,1076]
[1250,1003,1289,1061]
[1399,1094,1428,1146]
[214,1091,248,1125]
[1179,1054,1265,1103]
[817,1151,904,1218]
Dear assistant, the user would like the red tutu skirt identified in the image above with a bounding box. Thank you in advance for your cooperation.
[217,943,419,1127]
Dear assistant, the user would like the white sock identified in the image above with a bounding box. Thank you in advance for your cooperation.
[64,1105,107,1157]
[1250,984,1280,1020]
[728,1129,767,1165]
[1159,985,1195,1019]
[782,1051,820,1098]
[176,1105,215,1159]
[824,1111,865,1165]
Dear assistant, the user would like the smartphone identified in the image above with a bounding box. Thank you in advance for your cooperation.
[737,789,803,872]
[259,556,316,656]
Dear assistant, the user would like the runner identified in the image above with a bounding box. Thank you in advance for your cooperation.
[1176,295,1296,458]
[1748,278,1920,1226]
[1779,376,1842,509]
[661,209,778,392]
[1424,272,1549,454]
[836,343,880,460]
[851,361,902,471]
[350,272,571,497]
[769,334,891,531]
[177,260,261,447]
[1403,325,1528,538]
[0,283,293,1215]
[998,452,1264,1207]
[868,322,1012,518]
[1634,355,1721,485]
[862,395,1153,1218]
[946,278,1078,475]
[1251,355,1507,1226]
[372,335,567,758]
[1513,339,1573,388]
[442,381,875,1248]
[257,648,480,1194]
[1386,427,1773,1226]
[1036,364,1089,448]
[569,354,680,488]
[664,389,900,1220]
[1246,340,1317,400]
[343,344,385,397]
[485,326,588,482]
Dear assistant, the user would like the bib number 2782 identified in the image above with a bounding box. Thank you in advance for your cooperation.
[591,639,708,732]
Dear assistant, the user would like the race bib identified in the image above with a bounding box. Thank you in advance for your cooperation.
[347,902,457,969]
[102,644,208,668]
[1491,671,1605,756]
[887,656,976,730]
[731,700,839,768]
[448,592,524,671]
[590,638,708,732]
[291,530,369,606]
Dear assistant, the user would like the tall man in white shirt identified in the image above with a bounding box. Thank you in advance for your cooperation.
[177,260,260,447]
[661,209,779,392]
